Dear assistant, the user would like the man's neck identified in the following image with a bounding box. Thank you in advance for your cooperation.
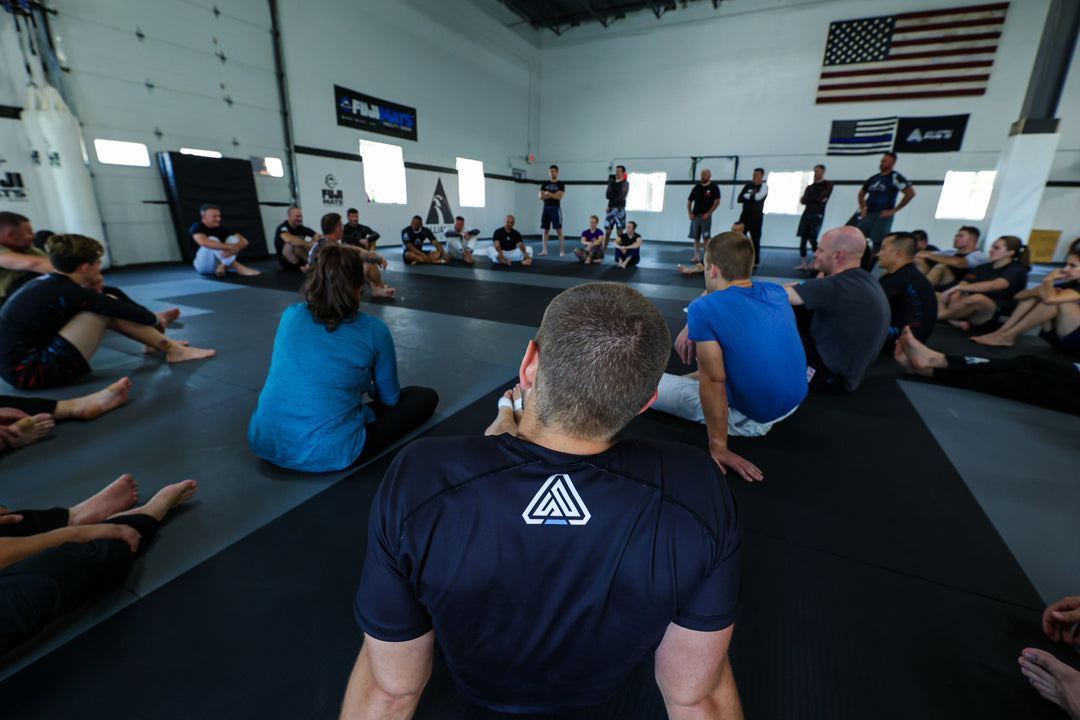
[883,259,912,275]
[832,261,862,274]
[516,414,613,457]
[712,277,753,293]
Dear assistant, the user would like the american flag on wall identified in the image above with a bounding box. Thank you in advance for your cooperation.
[815,2,1009,104]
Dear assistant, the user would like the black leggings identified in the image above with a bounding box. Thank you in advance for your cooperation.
[0,512,158,655]
[352,386,439,465]
[935,355,1080,415]
[740,213,763,264]
[0,395,59,416]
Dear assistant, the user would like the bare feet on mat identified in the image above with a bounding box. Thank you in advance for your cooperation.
[145,339,189,354]
[113,480,199,522]
[234,262,261,276]
[970,332,1014,347]
[214,264,227,277]
[8,414,54,447]
[1019,649,1080,720]
[948,319,971,332]
[896,327,943,375]
[371,286,396,298]
[156,308,181,329]
[69,473,139,525]
[69,377,132,420]
[166,344,216,364]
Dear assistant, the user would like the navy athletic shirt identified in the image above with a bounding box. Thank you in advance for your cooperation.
[356,434,741,714]
[862,171,912,212]
[343,223,379,247]
[400,225,436,250]
[273,221,316,258]
[540,180,565,208]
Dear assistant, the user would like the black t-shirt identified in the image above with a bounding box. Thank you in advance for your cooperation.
[687,183,721,217]
[737,183,767,216]
[401,226,436,250]
[801,180,834,215]
[606,178,629,208]
[493,227,523,251]
[540,180,565,208]
[355,434,741,714]
[616,232,641,248]
[274,221,316,257]
[963,261,1029,304]
[343,223,379,247]
[189,221,238,245]
[879,262,937,343]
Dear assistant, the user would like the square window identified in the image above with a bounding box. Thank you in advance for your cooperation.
[626,172,666,212]
[359,140,407,204]
[456,157,485,208]
[763,171,814,215]
[93,139,150,167]
[935,170,996,220]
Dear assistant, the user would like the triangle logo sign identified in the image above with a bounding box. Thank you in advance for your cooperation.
[522,474,591,526]
[426,177,454,225]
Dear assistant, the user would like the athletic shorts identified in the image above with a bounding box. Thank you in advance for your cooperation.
[688,216,712,241]
[797,212,824,241]
[1041,326,1080,357]
[604,207,626,230]
[3,335,92,390]
[540,207,563,230]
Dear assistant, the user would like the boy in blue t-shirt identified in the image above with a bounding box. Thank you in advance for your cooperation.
[654,232,807,481]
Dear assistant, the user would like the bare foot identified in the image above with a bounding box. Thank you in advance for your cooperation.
[464,253,474,265]
[144,339,190,354]
[66,377,132,420]
[560,251,565,257]
[69,473,139,525]
[8,414,55,447]
[538,250,547,256]
[484,389,520,437]
[971,333,1014,347]
[898,327,945,374]
[112,480,199,522]
[677,264,704,275]
[511,384,524,423]
[948,319,972,332]
[156,308,181,327]
[214,264,227,277]
[166,344,216,364]
[1019,648,1080,720]
[371,286,396,298]
[234,263,262,277]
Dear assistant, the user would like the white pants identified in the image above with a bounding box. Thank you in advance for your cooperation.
[653,373,798,437]
[445,234,478,260]
[193,235,241,274]
[487,246,524,263]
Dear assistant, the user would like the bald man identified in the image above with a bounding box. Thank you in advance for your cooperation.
[785,226,890,393]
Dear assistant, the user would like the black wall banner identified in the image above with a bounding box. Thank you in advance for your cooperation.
[334,85,417,142]
[893,115,968,153]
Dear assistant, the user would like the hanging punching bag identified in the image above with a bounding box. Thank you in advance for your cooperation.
[21,83,110,267]
[0,115,51,222]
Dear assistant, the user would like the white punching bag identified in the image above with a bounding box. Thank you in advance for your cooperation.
[0,116,52,223]
[21,84,110,267]
[15,87,64,233]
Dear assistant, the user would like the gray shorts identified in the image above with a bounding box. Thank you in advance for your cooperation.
[688,216,712,241]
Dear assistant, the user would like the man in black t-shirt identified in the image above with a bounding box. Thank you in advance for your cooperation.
[876,232,937,354]
[539,164,566,256]
[189,204,260,277]
[400,216,448,265]
[344,283,744,719]
[795,165,833,270]
[273,206,321,272]
[686,169,721,263]
[737,168,769,268]
[342,208,380,251]
[602,165,629,252]
[488,215,532,266]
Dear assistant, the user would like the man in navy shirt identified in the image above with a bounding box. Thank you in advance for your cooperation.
[344,282,744,719]
[856,152,915,256]
[539,164,566,257]
[400,216,448,265]
[273,206,321,272]
[876,231,937,354]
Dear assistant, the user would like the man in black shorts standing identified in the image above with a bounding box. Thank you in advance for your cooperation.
[539,164,566,256]
[686,168,721,264]
[602,165,629,252]
[342,208,380,251]
[737,168,768,268]
[343,282,745,719]
[795,165,832,271]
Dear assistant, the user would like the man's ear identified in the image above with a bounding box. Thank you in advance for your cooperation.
[519,340,539,389]
[638,388,659,415]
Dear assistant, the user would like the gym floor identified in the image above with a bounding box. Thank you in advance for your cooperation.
[0,242,1077,719]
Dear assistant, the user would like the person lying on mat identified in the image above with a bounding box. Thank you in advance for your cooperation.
[343,282,744,720]
[400,216,449,265]
[971,249,1080,356]
[248,244,436,472]
[189,204,261,277]
[653,232,806,482]
[0,212,54,306]
[0,235,214,390]
[678,222,745,275]
[309,213,394,298]
[1019,595,1080,720]
[0,377,132,452]
[0,473,197,655]
[936,235,1030,332]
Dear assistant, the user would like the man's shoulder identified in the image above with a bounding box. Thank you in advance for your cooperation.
[189,221,206,236]
[0,245,46,258]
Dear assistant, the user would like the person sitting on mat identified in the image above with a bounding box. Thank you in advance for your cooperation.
[0,473,198,655]
[273,206,321,272]
[0,235,214,390]
[894,326,1080,416]
[876,231,937,354]
[575,215,604,264]
[937,235,1030,332]
[914,225,987,290]
[309,213,394,298]
[784,226,890,394]
[653,232,806,482]
[1019,594,1080,720]
[443,216,481,264]
[189,204,261,277]
[678,222,745,275]
[0,378,132,451]
[0,212,54,306]
[248,244,437,472]
[488,215,532,267]
[613,220,643,269]
[342,208,380,251]
[400,216,449,265]
[343,282,744,719]
[971,249,1080,355]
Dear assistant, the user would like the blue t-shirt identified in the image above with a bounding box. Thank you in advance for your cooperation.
[355,434,741,713]
[687,282,807,422]
[248,303,400,471]
[862,171,912,212]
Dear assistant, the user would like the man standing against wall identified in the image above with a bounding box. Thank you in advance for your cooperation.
[686,169,721,264]
[539,165,566,257]
[857,152,915,256]
[795,165,833,271]
[602,164,629,252]
[737,168,768,269]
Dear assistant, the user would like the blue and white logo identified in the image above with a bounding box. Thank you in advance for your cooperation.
[522,474,591,526]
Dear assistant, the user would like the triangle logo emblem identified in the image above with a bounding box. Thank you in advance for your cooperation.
[426,177,454,225]
[522,474,591,526]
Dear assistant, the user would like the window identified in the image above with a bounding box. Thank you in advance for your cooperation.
[359,140,407,204]
[251,156,285,177]
[456,157,485,208]
[626,172,666,212]
[180,147,222,158]
[935,170,996,220]
[763,171,814,215]
[93,139,150,167]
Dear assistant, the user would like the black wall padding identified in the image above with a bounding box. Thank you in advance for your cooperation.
[158,152,269,262]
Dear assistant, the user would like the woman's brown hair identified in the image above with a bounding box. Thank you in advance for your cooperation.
[998,235,1031,269]
[303,244,365,331]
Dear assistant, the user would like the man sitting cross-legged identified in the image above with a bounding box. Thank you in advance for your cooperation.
[654,232,807,482]
[488,215,532,266]
[343,282,744,720]
[876,231,937,354]
[0,473,198,655]
[0,235,214,390]
[189,204,261,277]
[400,216,448,265]
[443,216,481,264]
[1,377,132,451]
[309,213,395,298]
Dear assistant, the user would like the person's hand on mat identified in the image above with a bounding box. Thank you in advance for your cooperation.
[674,325,696,365]
[1043,596,1080,645]
[76,523,141,553]
[0,506,23,525]
[711,446,763,482]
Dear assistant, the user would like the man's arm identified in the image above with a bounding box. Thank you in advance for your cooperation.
[753,184,768,202]
[280,231,319,248]
[0,524,140,571]
[517,239,532,265]
[655,623,743,720]
[916,252,971,268]
[884,186,915,217]
[192,233,233,251]
[340,632,435,720]
[785,284,805,306]
[697,341,762,482]
[705,196,720,218]
[857,187,868,218]
[0,252,53,274]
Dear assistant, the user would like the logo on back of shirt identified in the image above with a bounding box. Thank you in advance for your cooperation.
[522,474,591,526]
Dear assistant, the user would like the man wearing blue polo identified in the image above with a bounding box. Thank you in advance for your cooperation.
[857,152,915,256]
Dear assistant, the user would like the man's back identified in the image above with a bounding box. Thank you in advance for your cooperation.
[356,434,741,714]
